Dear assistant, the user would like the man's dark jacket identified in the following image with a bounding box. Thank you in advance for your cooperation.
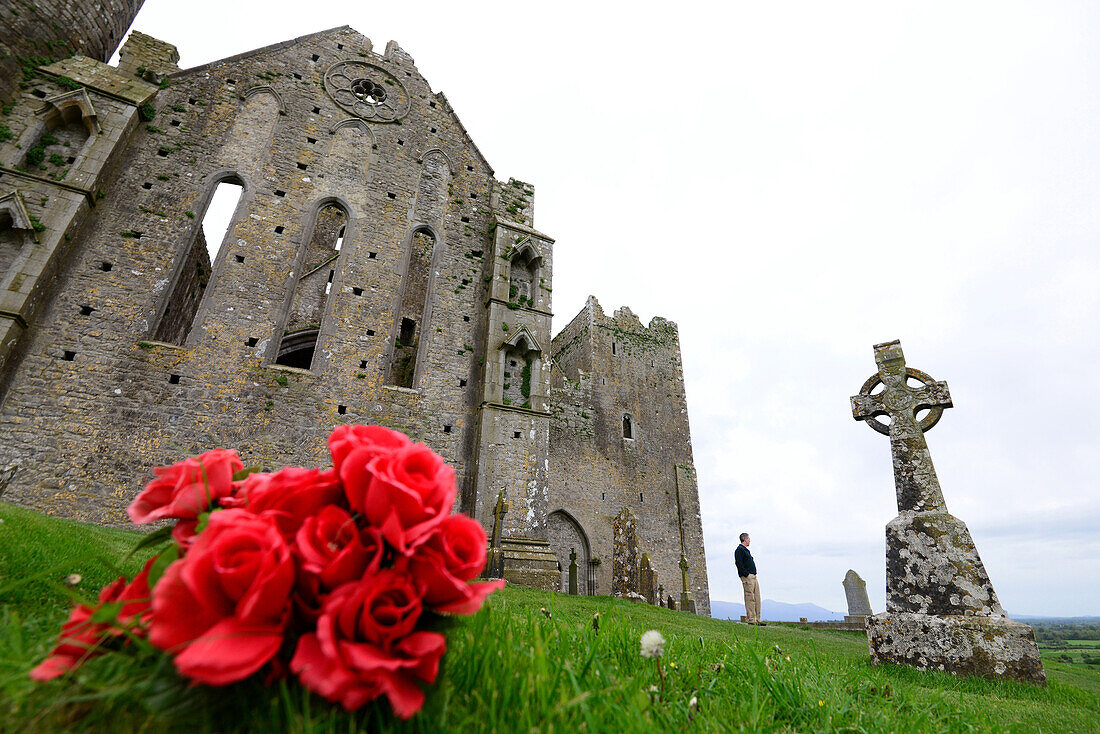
[735,544,757,577]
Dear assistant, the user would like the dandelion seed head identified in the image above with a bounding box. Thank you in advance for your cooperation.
[640,630,666,658]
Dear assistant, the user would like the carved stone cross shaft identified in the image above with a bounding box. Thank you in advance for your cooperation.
[490,490,508,549]
[851,340,953,513]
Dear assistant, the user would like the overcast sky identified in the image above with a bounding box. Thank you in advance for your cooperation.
[121,1,1100,617]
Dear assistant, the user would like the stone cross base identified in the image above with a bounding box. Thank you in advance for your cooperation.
[866,612,1046,686]
[844,615,868,624]
[679,592,697,615]
[500,537,560,591]
[886,512,1003,616]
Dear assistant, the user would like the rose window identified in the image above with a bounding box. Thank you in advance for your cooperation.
[324,61,410,122]
[351,79,386,105]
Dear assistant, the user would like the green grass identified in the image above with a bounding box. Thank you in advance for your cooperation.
[1,501,1098,732]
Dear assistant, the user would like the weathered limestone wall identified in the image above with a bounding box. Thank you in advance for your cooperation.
[0,28,504,523]
[548,297,711,615]
[0,21,712,610]
[0,0,144,103]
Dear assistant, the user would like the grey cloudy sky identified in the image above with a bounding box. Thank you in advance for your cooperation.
[122,1,1100,616]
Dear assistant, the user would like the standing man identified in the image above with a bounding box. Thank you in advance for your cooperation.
[735,532,765,626]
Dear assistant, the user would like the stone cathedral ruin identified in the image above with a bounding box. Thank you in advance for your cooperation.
[0,4,710,615]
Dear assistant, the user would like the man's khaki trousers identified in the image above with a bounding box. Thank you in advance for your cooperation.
[741,573,761,623]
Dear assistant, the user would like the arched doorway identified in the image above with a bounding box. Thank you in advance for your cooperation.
[547,510,592,595]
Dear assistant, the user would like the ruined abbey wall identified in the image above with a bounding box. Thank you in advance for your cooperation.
[0,1,144,104]
[0,28,505,522]
[0,17,709,611]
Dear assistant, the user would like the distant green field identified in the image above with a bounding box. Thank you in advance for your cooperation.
[2,501,1099,733]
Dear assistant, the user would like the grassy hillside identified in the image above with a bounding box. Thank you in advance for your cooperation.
[1,501,1098,733]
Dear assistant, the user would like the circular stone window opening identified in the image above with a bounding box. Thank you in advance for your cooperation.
[351,79,387,105]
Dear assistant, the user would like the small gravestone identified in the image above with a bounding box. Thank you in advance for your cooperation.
[657,584,664,606]
[843,569,872,624]
[568,547,578,595]
[612,508,639,597]
[678,553,697,614]
[852,340,1045,685]
[638,553,658,604]
[484,490,508,579]
[667,595,678,611]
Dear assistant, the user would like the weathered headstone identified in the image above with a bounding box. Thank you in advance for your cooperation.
[484,490,508,579]
[678,553,697,614]
[657,584,664,605]
[639,553,658,604]
[667,595,678,611]
[568,547,579,595]
[612,508,639,597]
[843,569,873,624]
[852,340,1045,685]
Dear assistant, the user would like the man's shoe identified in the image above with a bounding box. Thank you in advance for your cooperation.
[755,621,767,626]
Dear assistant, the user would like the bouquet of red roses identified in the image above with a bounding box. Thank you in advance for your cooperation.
[30,425,504,719]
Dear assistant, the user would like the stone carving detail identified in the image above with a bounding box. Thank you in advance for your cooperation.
[611,508,638,597]
[843,569,872,622]
[852,340,1045,685]
[324,61,410,122]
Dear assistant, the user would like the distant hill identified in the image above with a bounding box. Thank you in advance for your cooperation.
[711,599,845,622]
[1013,615,1100,623]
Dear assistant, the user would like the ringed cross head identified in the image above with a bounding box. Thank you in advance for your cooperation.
[851,340,953,513]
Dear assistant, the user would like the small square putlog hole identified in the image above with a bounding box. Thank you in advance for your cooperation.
[513,431,522,439]
[169,374,181,384]
[352,287,363,296]
[443,425,452,433]
[338,405,347,415]
[246,337,258,347]
[99,261,113,271]
[62,350,76,361]
[79,305,95,316]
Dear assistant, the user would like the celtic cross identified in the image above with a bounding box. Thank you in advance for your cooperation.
[851,340,953,513]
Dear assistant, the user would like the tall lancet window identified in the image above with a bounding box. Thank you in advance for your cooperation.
[387,227,434,387]
[153,178,244,345]
[275,203,347,370]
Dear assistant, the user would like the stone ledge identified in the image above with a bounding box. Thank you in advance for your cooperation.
[866,612,1046,686]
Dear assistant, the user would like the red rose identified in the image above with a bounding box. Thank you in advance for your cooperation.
[290,570,445,718]
[406,515,505,614]
[295,506,385,589]
[30,558,154,681]
[328,424,411,473]
[223,466,344,538]
[150,509,294,685]
[127,449,243,524]
[341,444,456,554]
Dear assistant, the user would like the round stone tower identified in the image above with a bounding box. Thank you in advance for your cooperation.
[0,0,145,102]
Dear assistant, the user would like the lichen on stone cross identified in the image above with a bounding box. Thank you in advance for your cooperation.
[851,340,953,513]
[490,490,508,549]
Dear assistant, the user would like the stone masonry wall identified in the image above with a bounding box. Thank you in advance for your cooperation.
[548,296,711,615]
[0,27,508,523]
[0,0,144,103]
